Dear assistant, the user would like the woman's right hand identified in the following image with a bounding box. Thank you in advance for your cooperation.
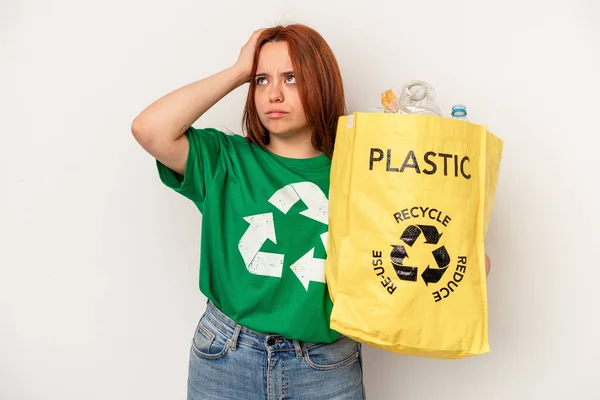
[234,29,267,83]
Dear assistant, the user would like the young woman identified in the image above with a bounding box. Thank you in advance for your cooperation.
[131,24,366,399]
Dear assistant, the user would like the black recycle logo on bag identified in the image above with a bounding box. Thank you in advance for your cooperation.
[390,225,451,286]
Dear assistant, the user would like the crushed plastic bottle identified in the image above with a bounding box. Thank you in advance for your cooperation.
[380,80,443,116]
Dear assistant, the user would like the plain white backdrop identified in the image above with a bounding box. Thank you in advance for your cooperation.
[2,0,599,399]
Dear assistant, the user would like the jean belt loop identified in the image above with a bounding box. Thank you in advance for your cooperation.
[293,340,303,358]
[230,324,242,351]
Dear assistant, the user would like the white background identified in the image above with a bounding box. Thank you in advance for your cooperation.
[2,0,599,399]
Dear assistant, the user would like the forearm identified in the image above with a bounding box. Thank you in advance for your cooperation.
[131,65,248,144]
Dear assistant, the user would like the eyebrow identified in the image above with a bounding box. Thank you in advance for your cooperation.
[254,71,294,78]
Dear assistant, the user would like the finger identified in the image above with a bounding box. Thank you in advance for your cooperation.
[252,28,267,39]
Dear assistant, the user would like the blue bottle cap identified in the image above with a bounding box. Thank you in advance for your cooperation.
[451,104,467,117]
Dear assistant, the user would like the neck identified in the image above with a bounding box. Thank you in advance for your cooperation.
[266,131,322,159]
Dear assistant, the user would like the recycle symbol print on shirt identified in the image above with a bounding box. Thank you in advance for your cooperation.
[237,182,329,291]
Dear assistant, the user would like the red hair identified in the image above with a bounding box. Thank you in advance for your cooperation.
[242,24,346,158]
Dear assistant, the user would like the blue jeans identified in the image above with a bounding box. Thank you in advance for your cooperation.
[187,301,366,400]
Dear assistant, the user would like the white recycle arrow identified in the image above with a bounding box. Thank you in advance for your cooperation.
[269,182,328,225]
[237,213,284,277]
[289,232,329,290]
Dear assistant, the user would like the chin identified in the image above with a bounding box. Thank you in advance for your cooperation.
[265,124,300,138]
[265,121,312,137]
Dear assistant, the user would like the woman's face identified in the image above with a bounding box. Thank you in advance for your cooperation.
[254,41,312,140]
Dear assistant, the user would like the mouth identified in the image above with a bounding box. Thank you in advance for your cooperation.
[266,110,289,118]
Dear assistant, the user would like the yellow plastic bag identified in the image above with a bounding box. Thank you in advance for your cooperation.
[326,112,503,359]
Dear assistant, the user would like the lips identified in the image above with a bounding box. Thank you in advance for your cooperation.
[266,110,289,117]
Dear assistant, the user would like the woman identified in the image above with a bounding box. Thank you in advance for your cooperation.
[131,24,365,399]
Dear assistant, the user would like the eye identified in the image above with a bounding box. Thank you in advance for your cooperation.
[285,75,296,84]
[256,76,268,85]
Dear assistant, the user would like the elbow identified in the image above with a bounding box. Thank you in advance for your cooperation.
[131,117,155,148]
[130,116,146,140]
[130,114,180,155]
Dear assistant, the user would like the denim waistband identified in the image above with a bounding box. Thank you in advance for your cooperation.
[203,301,323,357]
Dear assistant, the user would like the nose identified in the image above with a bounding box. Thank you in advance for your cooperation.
[268,81,283,103]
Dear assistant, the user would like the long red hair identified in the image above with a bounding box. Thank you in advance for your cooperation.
[242,24,345,158]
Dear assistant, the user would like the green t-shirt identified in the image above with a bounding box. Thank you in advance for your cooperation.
[156,127,340,343]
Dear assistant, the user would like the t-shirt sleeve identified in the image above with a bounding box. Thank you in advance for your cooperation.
[155,127,224,205]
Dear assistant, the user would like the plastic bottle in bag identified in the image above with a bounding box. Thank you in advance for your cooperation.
[451,104,468,121]
[380,80,443,116]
